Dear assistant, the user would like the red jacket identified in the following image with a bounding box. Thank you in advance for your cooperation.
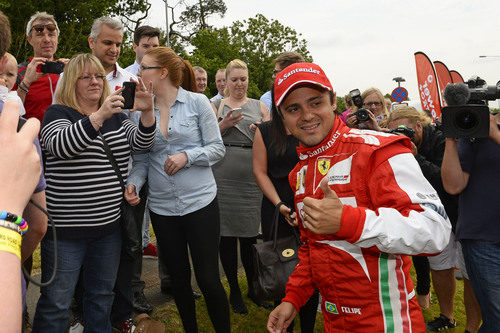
[284,117,451,332]
[15,58,60,124]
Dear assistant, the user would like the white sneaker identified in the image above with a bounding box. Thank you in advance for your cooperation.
[68,319,84,333]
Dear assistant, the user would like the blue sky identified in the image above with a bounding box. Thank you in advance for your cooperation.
[145,0,500,106]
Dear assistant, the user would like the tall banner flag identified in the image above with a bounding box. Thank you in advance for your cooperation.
[450,70,464,83]
[415,52,441,119]
[433,61,453,106]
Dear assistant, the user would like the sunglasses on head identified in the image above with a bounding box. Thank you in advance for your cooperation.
[31,24,57,34]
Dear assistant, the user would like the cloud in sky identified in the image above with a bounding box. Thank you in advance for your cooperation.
[146,0,500,105]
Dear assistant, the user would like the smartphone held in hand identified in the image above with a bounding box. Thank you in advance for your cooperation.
[231,108,242,117]
[122,82,136,109]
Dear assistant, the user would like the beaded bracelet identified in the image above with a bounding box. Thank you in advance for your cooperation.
[89,112,103,129]
[0,211,28,235]
[0,220,22,234]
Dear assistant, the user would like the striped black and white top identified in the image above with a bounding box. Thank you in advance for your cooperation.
[41,104,156,239]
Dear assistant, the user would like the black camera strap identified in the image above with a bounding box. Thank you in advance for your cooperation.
[23,199,58,287]
[98,132,126,191]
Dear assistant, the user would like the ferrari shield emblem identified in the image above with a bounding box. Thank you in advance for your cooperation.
[318,158,331,176]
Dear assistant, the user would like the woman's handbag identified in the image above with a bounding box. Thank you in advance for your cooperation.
[99,133,142,260]
[252,203,302,301]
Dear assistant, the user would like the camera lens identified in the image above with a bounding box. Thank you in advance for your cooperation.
[455,110,478,131]
[356,109,370,122]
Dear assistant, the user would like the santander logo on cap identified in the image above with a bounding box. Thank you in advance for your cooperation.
[277,67,322,86]
[274,62,333,107]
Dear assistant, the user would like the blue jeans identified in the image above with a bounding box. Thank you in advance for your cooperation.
[32,230,121,333]
[461,239,500,333]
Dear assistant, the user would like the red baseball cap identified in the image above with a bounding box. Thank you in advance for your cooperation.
[274,62,333,107]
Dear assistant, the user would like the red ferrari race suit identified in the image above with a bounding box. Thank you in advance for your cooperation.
[283,117,451,332]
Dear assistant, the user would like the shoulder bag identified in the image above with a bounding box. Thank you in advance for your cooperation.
[99,133,142,260]
[252,202,302,301]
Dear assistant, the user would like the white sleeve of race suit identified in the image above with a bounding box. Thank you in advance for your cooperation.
[353,153,451,255]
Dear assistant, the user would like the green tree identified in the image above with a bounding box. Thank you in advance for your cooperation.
[336,96,346,113]
[168,0,226,45]
[2,0,148,62]
[186,28,240,97]
[229,14,312,98]
[185,14,313,99]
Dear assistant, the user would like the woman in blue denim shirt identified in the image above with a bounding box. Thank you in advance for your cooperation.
[125,47,230,333]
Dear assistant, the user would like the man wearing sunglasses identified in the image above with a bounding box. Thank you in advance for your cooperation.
[15,12,68,125]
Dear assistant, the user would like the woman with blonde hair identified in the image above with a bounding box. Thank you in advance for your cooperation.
[32,53,156,332]
[211,59,271,315]
[346,87,391,128]
[125,47,229,332]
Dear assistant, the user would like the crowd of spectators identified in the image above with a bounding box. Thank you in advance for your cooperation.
[0,9,498,333]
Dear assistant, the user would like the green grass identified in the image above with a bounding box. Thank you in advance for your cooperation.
[149,268,468,332]
[412,266,468,332]
[30,238,469,332]
[152,276,325,333]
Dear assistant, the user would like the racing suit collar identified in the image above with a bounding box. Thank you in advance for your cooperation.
[296,116,349,161]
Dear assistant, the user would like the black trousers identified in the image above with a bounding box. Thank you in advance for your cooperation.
[110,239,136,325]
[149,198,230,333]
[219,236,257,298]
[131,183,149,294]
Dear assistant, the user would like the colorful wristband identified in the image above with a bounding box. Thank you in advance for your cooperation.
[0,211,28,235]
[0,227,22,260]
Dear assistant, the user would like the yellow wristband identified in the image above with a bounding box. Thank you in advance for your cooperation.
[0,227,22,260]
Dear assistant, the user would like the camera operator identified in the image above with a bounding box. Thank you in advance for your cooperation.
[346,87,390,129]
[441,111,500,332]
[387,106,481,332]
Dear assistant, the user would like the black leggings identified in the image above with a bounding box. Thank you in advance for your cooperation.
[149,198,229,333]
[412,256,430,295]
[219,236,257,298]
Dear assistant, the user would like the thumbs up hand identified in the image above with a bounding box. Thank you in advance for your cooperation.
[302,176,344,235]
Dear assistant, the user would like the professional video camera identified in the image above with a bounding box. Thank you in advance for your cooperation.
[441,76,500,138]
[349,89,370,122]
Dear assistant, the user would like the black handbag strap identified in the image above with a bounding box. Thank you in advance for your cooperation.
[271,202,301,250]
[99,132,126,191]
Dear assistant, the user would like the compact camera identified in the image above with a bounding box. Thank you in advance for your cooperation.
[40,61,64,74]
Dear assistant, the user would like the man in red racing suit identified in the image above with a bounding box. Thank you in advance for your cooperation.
[266,63,451,333]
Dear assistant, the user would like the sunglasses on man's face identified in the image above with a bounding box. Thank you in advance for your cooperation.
[31,24,57,35]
